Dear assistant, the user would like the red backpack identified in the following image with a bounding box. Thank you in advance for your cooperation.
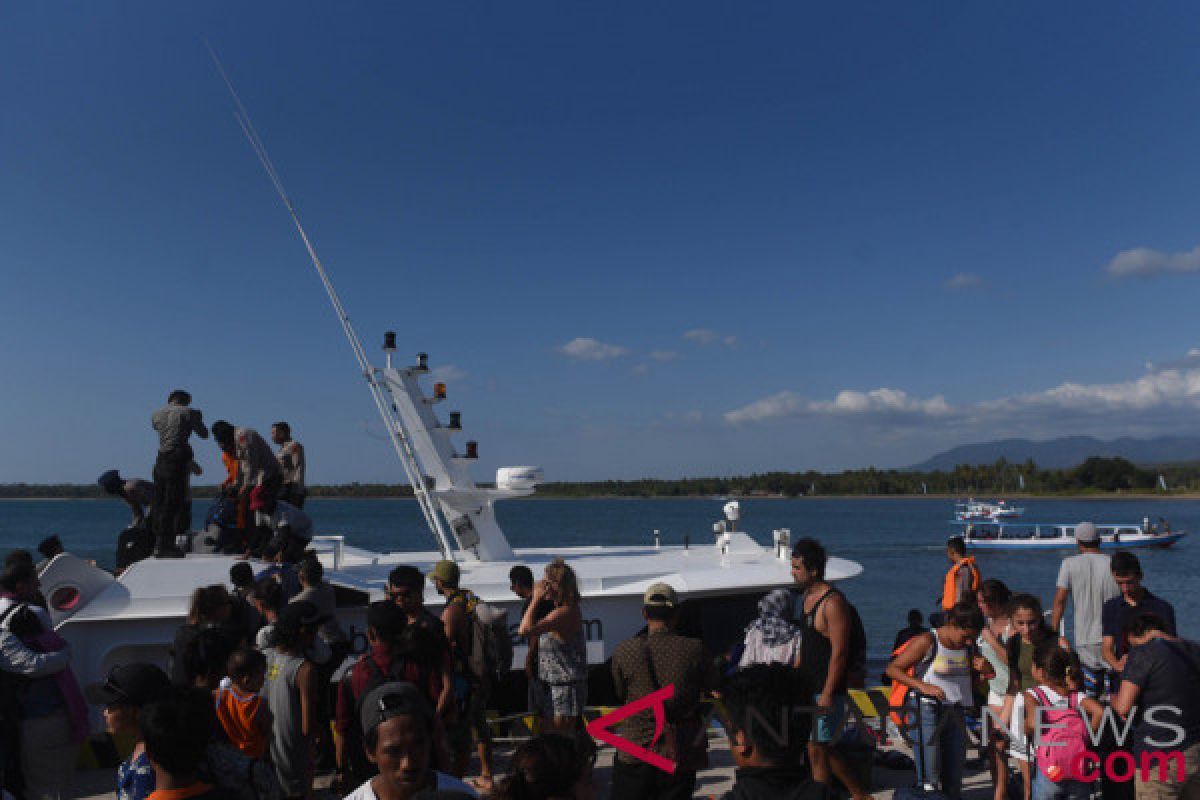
[1029,687,1089,782]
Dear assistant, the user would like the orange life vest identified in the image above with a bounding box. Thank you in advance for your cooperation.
[941,556,981,611]
[886,634,927,727]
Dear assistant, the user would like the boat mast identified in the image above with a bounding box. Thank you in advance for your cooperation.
[208,47,455,559]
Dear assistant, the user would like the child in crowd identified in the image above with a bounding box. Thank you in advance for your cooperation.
[1023,643,1103,800]
[491,734,596,800]
[85,664,172,800]
[887,601,989,799]
[342,682,476,800]
[143,687,224,800]
[1003,594,1070,800]
[976,579,1014,800]
[718,663,830,800]
[214,648,271,759]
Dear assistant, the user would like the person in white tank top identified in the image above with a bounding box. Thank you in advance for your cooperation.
[887,602,989,798]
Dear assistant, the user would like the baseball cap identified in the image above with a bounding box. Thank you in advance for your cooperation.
[1075,522,1099,544]
[430,560,460,585]
[643,582,678,608]
[85,663,171,707]
[360,681,435,737]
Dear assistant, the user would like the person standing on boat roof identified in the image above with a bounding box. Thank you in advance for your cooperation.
[212,421,283,557]
[272,422,306,509]
[150,390,208,558]
[1050,522,1119,696]
[939,536,981,621]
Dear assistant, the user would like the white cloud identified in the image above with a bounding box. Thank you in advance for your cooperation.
[558,337,628,361]
[649,350,679,362]
[725,350,1200,432]
[683,328,719,344]
[1105,245,1200,279]
[429,364,467,382]
[945,272,982,289]
[725,388,951,424]
[630,363,649,375]
[684,328,737,347]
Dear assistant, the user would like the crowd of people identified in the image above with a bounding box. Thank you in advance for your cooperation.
[99,390,309,570]
[1,476,1198,800]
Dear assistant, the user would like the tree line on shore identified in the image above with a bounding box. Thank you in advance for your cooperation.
[4,456,1200,499]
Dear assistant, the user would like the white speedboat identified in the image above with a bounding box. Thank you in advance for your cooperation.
[954,498,1024,521]
[960,520,1185,552]
[37,61,862,692]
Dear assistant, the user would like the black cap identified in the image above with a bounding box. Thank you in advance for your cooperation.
[84,663,171,707]
[360,682,434,737]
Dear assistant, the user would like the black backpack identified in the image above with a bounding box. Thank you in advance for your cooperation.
[339,653,436,786]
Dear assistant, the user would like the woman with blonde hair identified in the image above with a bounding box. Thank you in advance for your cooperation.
[518,558,587,734]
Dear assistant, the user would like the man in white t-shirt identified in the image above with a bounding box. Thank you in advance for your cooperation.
[1050,521,1119,693]
[342,682,477,800]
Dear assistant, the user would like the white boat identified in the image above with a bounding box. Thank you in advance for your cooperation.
[959,520,1186,551]
[37,59,863,692]
[953,498,1024,521]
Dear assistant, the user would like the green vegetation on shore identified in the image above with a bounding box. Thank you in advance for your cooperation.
[5,457,1200,499]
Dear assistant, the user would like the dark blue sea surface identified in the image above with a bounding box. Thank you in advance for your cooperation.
[3,496,1196,656]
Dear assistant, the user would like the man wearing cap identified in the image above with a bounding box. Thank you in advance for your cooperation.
[429,560,494,787]
[1050,521,1119,694]
[335,603,454,791]
[343,682,476,800]
[149,390,208,558]
[85,664,172,800]
[610,582,715,800]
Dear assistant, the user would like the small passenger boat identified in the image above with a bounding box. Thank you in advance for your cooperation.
[954,498,1024,521]
[958,520,1186,551]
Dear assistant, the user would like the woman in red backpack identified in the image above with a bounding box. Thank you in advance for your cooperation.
[1022,643,1104,800]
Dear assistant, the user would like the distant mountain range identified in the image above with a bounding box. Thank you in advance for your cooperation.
[909,436,1200,472]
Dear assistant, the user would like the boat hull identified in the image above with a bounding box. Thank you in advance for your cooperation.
[45,534,861,694]
[966,532,1186,551]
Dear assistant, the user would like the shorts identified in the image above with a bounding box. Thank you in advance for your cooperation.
[533,680,587,719]
[811,693,848,744]
[447,681,491,756]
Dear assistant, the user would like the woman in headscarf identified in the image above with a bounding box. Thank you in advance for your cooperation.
[737,588,804,669]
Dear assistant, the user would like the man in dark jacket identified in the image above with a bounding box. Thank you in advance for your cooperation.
[610,583,718,800]
[720,664,833,800]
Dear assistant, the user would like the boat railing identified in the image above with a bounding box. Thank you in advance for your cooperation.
[311,535,346,571]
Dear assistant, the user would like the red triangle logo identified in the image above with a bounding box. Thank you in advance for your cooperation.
[586,684,677,774]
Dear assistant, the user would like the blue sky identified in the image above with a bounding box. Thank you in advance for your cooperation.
[4,2,1200,483]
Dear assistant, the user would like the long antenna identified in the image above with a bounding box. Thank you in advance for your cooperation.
[206,44,454,558]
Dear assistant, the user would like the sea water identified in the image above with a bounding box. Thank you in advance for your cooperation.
[2,496,1197,656]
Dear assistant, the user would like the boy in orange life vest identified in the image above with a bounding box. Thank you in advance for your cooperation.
[941,536,981,612]
[214,647,272,759]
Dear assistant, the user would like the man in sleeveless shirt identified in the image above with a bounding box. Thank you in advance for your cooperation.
[791,538,872,800]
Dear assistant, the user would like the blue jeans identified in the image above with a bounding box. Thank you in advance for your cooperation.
[910,700,967,797]
[1032,770,1091,800]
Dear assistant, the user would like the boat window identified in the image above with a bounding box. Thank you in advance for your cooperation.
[49,585,81,611]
